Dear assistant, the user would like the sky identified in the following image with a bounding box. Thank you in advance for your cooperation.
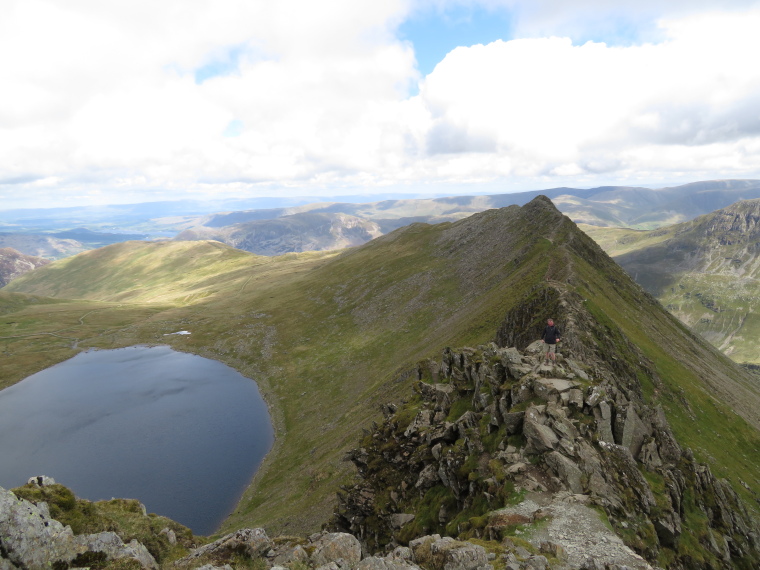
[1,0,760,209]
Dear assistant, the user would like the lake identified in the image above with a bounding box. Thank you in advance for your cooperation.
[0,345,273,535]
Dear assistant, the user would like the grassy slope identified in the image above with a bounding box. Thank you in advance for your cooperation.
[3,199,760,538]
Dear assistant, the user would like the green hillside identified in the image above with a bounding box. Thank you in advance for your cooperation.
[3,196,760,544]
[581,199,760,364]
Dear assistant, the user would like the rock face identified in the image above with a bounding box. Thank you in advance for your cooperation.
[0,485,157,569]
[0,247,49,286]
[333,344,760,568]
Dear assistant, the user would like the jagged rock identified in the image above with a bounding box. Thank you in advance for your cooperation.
[523,410,559,453]
[545,451,584,494]
[357,557,421,570]
[653,511,682,548]
[178,528,271,564]
[565,389,584,408]
[565,359,590,381]
[428,537,492,570]
[428,423,458,445]
[639,439,663,469]
[585,385,606,408]
[76,532,157,570]
[272,543,310,566]
[598,442,656,514]
[415,464,439,489]
[533,378,580,397]
[388,546,413,561]
[593,401,614,443]
[405,410,434,437]
[334,344,760,568]
[0,486,157,570]
[0,486,79,570]
[419,383,454,408]
[613,405,651,458]
[498,347,523,364]
[502,411,524,435]
[389,514,415,529]
[310,532,362,569]
[195,565,234,570]
[511,382,534,406]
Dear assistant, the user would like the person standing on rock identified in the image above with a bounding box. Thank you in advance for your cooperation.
[541,318,561,364]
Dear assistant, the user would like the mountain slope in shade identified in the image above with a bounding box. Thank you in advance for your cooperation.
[0,247,50,287]
[175,212,383,256]
[0,233,85,259]
[3,197,760,554]
[587,198,760,363]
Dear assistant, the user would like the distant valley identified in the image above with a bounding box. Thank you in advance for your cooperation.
[4,179,760,263]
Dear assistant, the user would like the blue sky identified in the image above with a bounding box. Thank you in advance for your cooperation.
[1,0,760,209]
[399,5,514,77]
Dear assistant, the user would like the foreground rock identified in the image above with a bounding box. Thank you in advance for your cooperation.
[0,485,157,569]
[333,343,760,568]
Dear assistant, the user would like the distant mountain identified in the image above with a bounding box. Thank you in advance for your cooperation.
[175,212,383,256]
[4,180,760,260]
[171,180,760,256]
[585,198,760,363]
[0,247,50,287]
[0,233,85,259]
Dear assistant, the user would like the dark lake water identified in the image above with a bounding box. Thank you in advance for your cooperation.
[0,345,273,535]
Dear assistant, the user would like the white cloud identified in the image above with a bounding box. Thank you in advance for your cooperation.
[1,0,760,208]
[413,8,760,182]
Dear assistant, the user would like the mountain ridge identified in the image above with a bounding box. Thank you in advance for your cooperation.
[585,198,760,364]
[2,196,760,555]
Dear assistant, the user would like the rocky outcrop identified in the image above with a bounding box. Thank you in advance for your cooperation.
[333,344,760,568]
[0,485,157,569]
[0,247,49,287]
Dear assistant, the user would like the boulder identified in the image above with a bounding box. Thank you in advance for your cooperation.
[523,417,559,453]
[76,532,157,570]
[0,486,80,570]
[545,451,584,494]
[310,532,362,569]
[273,544,310,566]
[179,528,271,564]
[428,537,492,570]
[614,405,651,458]
[357,557,421,570]
[0,486,158,570]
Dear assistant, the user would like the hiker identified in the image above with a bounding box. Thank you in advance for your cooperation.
[541,318,561,364]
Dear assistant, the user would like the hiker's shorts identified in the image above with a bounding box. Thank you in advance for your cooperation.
[544,343,556,354]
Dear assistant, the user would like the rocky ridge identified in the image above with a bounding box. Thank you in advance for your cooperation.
[332,340,760,569]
